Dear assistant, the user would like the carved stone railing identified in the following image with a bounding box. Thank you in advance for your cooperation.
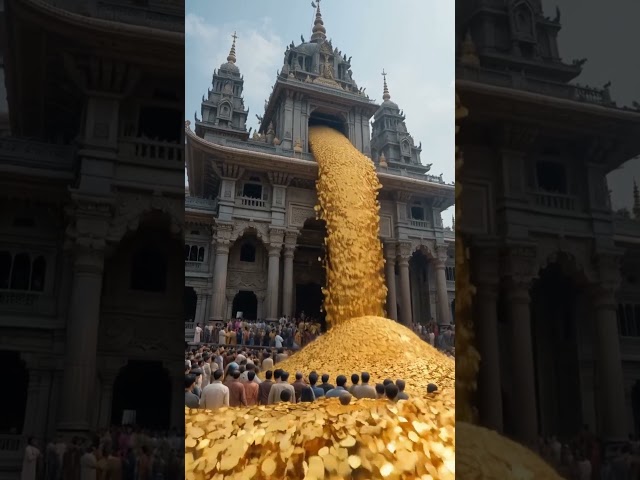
[531,191,577,211]
[0,434,23,452]
[185,196,217,212]
[185,261,205,272]
[237,196,267,208]
[119,137,183,163]
[409,219,431,229]
[613,216,640,238]
[377,165,448,184]
[457,64,615,107]
[0,291,40,307]
[443,229,455,241]
[0,137,75,173]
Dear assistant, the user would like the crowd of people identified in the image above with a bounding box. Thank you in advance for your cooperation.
[535,426,640,479]
[192,315,322,350]
[184,345,428,410]
[412,321,455,356]
[21,427,183,480]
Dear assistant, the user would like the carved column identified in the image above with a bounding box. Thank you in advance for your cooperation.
[194,293,204,324]
[433,245,452,326]
[226,294,234,320]
[502,246,538,446]
[396,243,413,326]
[210,224,232,321]
[58,234,107,433]
[267,228,285,321]
[282,231,298,318]
[591,253,629,440]
[22,357,51,441]
[256,292,266,320]
[383,242,398,321]
[98,371,118,429]
[473,246,503,433]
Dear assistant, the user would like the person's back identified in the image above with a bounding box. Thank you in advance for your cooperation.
[320,374,334,393]
[262,355,274,372]
[325,375,348,398]
[228,372,247,407]
[200,371,229,409]
[353,373,377,399]
[292,373,306,403]
[308,373,324,399]
[105,454,123,480]
[243,371,260,406]
[258,371,274,405]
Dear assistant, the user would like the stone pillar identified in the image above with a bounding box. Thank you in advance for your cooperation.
[98,372,117,429]
[58,243,105,434]
[267,228,285,321]
[384,243,398,321]
[473,248,503,433]
[506,280,538,446]
[22,360,51,441]
[210,224,232,321]
[226,294,234,320]
[433,245,452,326]
[396,243,413,326]
[282,231,297,318]
[194,294,204,323]
[256,292,265,321]
[591,253,629,440]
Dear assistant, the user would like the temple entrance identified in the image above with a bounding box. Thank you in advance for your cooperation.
[185,287,197,321]
[296,282,324,321]
[633,381,640,436]
[232,291,257,320]
[111,361,171,429]
[530,259,583,438]
[0,351,27,434]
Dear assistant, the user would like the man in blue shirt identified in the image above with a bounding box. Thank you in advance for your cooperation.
[308,372,325,399]
[325,375,348,398]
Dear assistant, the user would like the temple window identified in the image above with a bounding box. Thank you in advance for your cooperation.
[410,203,425,220]
[242,182,263,199]
[131,248,167,292]
[536,160,568,194]
[240,244,256,263]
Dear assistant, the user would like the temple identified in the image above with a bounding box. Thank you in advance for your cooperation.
[185,3,455,335]
[456,0,640,445]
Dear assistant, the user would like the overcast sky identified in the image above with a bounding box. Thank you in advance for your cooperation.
[541,0,640,212]
[185,0,455,226]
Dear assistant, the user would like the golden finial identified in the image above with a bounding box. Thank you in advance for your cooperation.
[227,31,238,64]
[460,31,479,66]
[310,0,327,43]
[381,69,390,101]
[379,151,388,167]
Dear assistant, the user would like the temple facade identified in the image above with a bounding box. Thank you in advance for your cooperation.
[185,5,455,338]
[456,0,640,443]
[0,1,183,475]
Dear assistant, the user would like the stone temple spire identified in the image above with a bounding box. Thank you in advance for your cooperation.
[227,31,238,64]
[310,0,327,43]
[382,69,390,101]
[633,179,640,218]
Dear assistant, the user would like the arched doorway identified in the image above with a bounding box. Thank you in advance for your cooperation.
[296,282,323,320]
[295,218,327,327]
[0,352,27,434]
[530,258,584,438]
[184,287,197,321]
[232,291,257,320]
[111,361,171,429]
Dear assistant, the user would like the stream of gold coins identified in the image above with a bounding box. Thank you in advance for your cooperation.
[185,126,456,479]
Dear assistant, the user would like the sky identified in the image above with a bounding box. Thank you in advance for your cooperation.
[185,0,455,226]
[540,0,640,212]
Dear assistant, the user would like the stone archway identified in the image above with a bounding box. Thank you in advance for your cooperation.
[111,360,171,429]
[184,287,197,321]
[530,252,588,438]
[232,291,258,320]
[0,351,27,434]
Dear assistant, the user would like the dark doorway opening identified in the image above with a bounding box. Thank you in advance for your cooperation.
[111,361,171,430]
[296,282,324,323]
[138,106,181,142]
[232,291,257,320]
[530,261,582,438]
[633,381,640,436]
[309,111,348,138]
[0,352,27,434]
[184,287,197,321]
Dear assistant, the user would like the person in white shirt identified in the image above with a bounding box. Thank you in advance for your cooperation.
[200,370,229,409]
[275,333,283,348]
[218,328,226,344]
[239,363,262,384]
[193,323,203,344]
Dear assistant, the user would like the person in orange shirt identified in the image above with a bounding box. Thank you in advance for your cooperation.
[242,371,260,406]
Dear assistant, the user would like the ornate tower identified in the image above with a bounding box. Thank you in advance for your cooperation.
[195,32,249,141]
[370,71,428,174]
[258,0,378,155]
[456,0,582,82]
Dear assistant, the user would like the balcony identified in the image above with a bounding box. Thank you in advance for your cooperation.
[185,261,206,272]
[531,191,577,211]
[185,197,217,212]
[409,219,431,229]
[119,137,183,165]
[236,196,268,208]
[0,137,74,175]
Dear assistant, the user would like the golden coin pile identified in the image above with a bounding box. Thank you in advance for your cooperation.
[456,422,563,479]
[277,315,455,397]
[185,396,454,480]
[308,126,387,326]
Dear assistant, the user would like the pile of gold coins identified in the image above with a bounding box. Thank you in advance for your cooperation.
[308,125,387,326]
